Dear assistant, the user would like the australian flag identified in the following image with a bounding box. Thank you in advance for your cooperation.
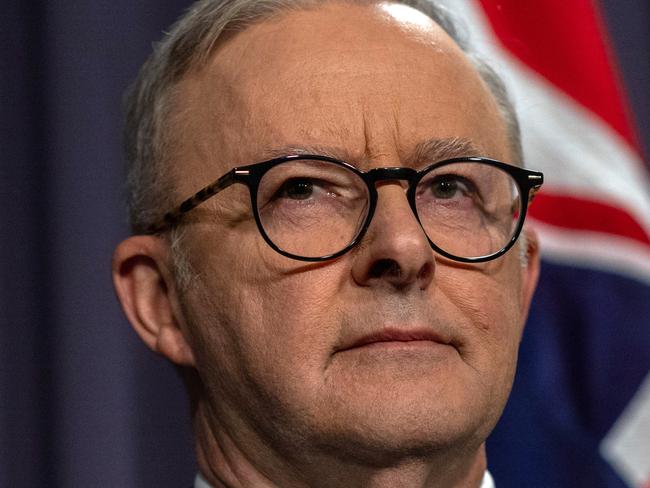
[436,0,650,486]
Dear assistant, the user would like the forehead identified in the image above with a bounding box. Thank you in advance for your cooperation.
[171,1,510,186]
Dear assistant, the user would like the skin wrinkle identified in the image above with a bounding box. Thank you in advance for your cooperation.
[392,104,403,161]
[199,402,281,488]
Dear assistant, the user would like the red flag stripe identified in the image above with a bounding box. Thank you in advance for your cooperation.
[476,0,639,152]
[530,193,650,247]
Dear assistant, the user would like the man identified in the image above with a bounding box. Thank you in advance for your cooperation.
[112,0,542,486]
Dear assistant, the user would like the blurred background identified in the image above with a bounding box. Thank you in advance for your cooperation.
[2,0,648,487]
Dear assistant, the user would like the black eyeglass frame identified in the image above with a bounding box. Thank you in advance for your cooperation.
[147,154,544,263]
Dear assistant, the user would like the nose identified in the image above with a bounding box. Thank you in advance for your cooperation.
[351,183,435,291]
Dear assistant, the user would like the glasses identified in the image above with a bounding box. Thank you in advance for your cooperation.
[147,155,543,263]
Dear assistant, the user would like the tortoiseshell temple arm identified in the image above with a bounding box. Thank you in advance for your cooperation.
[145,171,237,234]
[527,173,544,202]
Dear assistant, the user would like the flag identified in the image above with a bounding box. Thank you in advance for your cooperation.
[435,0,650,486]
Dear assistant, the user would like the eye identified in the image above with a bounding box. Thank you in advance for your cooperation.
[430,175,474,199]
[277,178,315,200]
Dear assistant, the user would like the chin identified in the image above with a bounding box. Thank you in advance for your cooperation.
[310,419,486,468]
[303,388,494,468]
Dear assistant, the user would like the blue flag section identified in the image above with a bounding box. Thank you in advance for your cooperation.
[1,1,649,487]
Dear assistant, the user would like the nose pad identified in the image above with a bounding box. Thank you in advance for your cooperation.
[351,184,435,290]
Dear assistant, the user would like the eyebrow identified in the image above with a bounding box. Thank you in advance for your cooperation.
[257,137,483,167]
[260,145,347,161]
[411,137,483,165]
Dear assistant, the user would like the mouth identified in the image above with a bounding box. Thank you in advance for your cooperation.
[338,327,452,352]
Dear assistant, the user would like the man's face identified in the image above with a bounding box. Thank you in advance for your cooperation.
[168,1,536,463]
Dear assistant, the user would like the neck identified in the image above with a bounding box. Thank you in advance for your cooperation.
[194,400,488,488]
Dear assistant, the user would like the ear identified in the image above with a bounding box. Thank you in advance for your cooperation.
[112,235,196,367]
[519,227,541,319]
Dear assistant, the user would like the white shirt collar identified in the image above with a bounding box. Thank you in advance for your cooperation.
[481,470,495,488]
[195,473,211,488]
[195,470,495,487]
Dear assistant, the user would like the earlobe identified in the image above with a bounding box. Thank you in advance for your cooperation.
[112,235,196,367]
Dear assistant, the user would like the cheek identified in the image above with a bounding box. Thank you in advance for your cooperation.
[190,238,348,383]
[438,261,525,363]
[207,264,350,419]
[250,268,345,363]
[435,262,525,424]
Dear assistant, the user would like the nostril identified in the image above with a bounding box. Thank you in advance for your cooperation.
[417,262,434,287]
[369,259,401,279]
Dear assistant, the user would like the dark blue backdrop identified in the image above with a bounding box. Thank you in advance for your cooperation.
[2,1,648,487]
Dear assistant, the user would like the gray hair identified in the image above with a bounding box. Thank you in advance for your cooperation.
[124,0,522,237]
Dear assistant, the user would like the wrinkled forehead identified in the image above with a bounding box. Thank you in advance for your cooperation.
[170,1,510,188]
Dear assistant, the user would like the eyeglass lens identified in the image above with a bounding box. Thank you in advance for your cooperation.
[256,159,521,260]
[416,162,520,260]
